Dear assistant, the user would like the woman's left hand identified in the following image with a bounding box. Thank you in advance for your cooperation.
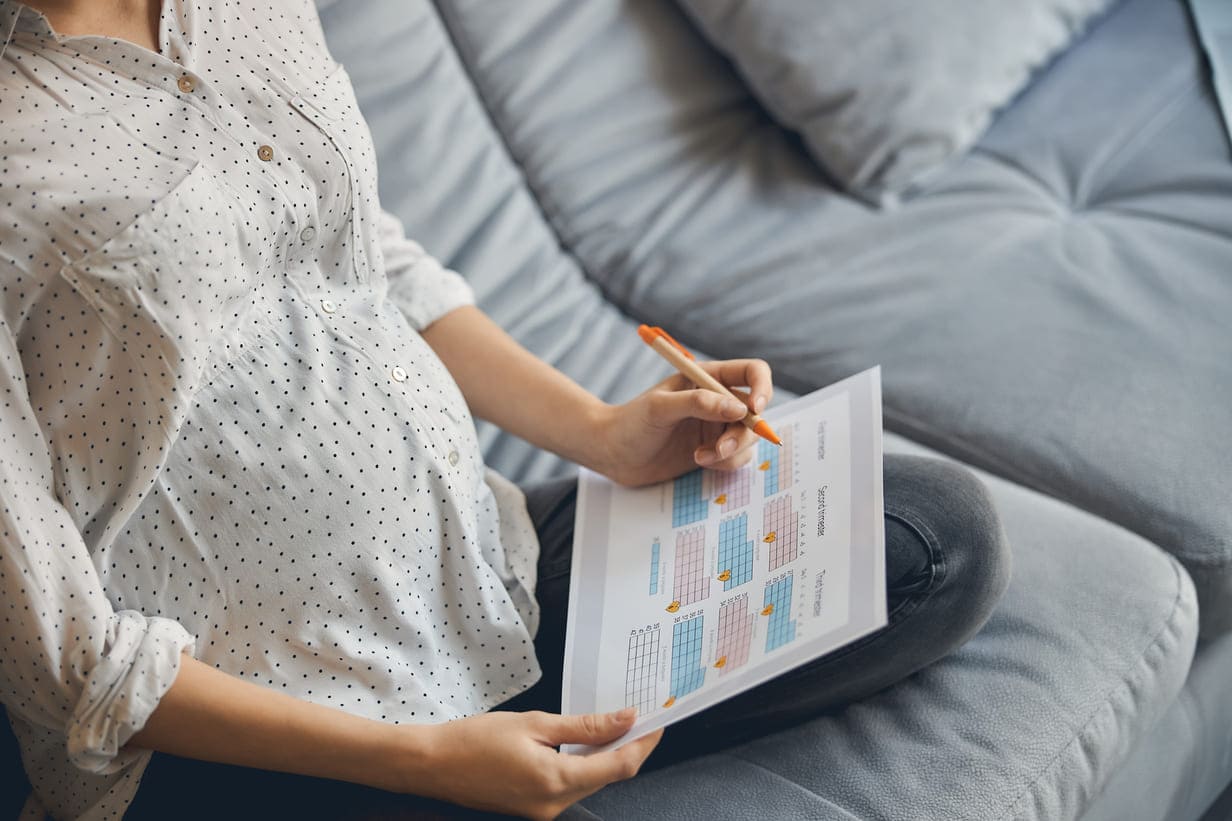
[589,359,774,487]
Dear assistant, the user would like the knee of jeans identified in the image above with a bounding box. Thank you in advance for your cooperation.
[886,455,1011,637]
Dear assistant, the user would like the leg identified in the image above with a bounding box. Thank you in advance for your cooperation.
[509,456,1011,771]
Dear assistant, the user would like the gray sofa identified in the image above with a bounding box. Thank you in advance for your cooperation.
[312,0,1230,818]
[2,1,1226,819]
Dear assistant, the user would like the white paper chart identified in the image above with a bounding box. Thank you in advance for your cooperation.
[561,367,887,754]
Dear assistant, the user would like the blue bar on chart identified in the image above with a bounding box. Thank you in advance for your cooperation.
[649,540,660,595]
[717,513,754,590]
[757,425,793,496]
[763,574,798,652]
[671,470,708,527]
[668,615,706,702]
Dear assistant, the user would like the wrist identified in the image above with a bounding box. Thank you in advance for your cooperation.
[576,399,620,476]
[354,719,439,795]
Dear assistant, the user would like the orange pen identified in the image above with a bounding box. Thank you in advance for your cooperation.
[638,324,782,447]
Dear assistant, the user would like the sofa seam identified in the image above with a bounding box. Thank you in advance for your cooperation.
[1075,68,1198,208]
[998,556,1194,820]
[716,752,866,820]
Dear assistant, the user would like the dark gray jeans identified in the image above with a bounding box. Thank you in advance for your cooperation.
[126,454,1009,819]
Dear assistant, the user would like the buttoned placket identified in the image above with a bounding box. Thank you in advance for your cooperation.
[287,85,370,284]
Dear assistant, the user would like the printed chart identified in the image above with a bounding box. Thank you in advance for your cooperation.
[763,495,800,571]
[672,470,708,527]
[562,367,886,755]
[669,527,708,611]
[625,628,661,714]
[710,467,750,513]
[763,574,798,652]
[714,595,754,674]
[667,615,706,705]
[716,513,754,590]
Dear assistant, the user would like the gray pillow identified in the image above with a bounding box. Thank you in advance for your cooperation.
[676,0,1118,205]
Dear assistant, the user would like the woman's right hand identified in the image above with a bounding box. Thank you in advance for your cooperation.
[405,708,662,820]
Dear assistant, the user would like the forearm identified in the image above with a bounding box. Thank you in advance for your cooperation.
[420,305,610,467]
[128,654,427,794]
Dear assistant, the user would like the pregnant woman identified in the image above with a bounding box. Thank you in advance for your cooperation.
[0,1,1010,818]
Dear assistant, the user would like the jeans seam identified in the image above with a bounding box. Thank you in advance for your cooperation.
[883,506,946,616]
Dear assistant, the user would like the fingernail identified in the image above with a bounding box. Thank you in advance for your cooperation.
[755,395,766,413]
[719,438,734,457]
[696,449,715,465]
[616,707,636,721]
[723,399,745,416]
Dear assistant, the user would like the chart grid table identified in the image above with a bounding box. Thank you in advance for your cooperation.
[669,616,706,700]
[758,426,794,496]
[672,470,708,527]
[671,527,709,607]
[763,495,800,570]
[763,574,798,652]
[649,540,660,595]
[624,629,660,714]
[715,595,754,674]
[717,513,754,590]
[709,466,750,512]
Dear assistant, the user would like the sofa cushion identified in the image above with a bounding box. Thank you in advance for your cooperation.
[673,0,1118,204]
[427,0,1232,636]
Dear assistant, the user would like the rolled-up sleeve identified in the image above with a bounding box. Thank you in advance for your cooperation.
[377,209,475,331]
[0,325,195,775]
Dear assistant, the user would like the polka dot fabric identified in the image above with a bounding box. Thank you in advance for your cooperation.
[0,2,542,818]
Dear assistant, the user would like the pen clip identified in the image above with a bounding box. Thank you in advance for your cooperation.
[638,325,695,360]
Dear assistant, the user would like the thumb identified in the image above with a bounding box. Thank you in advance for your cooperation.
[542,708,638,746]
[652,389,748,426]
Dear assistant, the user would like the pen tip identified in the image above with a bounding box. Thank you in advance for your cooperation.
[753,420,783,446]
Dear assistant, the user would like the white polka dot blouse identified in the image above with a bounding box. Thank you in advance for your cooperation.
[0,2,542,818]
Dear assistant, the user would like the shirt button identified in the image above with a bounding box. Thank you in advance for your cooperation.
[257,145,274,162]
[448,450,460,466]
[320,298,337,314]
[177,75,196,93]
[300,226,317,243]
[390,365,408,383]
